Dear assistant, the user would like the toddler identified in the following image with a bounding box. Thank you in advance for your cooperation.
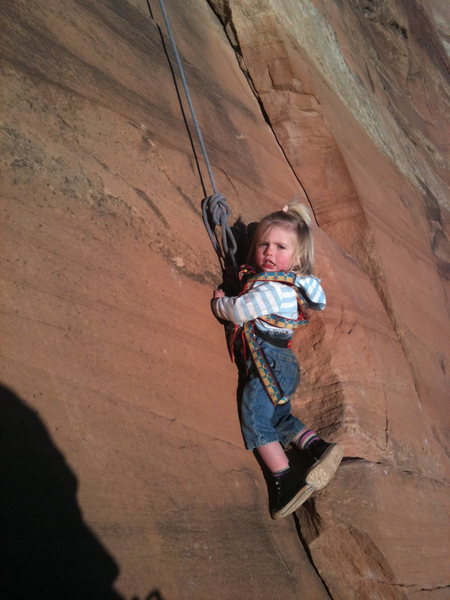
[211,203,343,519]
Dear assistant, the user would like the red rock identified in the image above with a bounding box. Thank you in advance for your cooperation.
[1,0,449,598]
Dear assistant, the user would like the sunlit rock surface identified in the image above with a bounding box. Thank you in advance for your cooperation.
[1,1,449,598]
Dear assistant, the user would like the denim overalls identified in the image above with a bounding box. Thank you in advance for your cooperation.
[240,338,306,450]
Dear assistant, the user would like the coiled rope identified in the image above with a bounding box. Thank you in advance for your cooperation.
[201,193,238,267]
[157,0,237,271]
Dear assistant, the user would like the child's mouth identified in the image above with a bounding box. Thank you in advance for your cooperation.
[263,260,275,269]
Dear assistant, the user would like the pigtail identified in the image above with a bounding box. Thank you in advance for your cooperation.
[286,202,311,226]
[285,202,314,275]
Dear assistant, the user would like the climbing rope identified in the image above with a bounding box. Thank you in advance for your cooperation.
[156,0,237,271]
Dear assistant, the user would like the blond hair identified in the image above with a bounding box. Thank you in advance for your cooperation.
[248,203,314,275]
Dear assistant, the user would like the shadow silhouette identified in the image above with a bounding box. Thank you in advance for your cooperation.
[0,384,124,600]
[132,590,166,600]
[216,217,258,298]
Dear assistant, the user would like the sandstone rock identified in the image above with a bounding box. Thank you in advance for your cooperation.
[0,1,326,598]
[1,0,449,599]
[299,461,450,599]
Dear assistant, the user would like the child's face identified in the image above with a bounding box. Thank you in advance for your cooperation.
[255,225,296,272]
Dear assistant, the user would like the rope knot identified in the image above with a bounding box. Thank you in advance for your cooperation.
[202,193,237,268]
[206,192,230,225]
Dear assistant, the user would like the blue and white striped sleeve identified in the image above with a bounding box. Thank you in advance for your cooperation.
[296,276,326,310]
[212,282,287,324]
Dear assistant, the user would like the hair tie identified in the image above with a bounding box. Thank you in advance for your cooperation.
[281,205,289,212]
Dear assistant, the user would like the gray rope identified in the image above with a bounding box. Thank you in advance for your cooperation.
[158,0,217,194]
[157,0,237,270]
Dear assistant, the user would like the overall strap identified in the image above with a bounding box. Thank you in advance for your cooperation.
[243,321,289,406]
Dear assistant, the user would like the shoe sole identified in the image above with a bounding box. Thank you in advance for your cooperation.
[305,443,343,490]
[271,483,314,520]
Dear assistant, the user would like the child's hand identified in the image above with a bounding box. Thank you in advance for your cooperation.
[213,289,225,299]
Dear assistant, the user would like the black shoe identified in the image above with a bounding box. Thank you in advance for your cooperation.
[304,440,343,490]
[271,468,314,520]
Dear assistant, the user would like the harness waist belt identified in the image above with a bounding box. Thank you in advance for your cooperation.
[255,328,292,348]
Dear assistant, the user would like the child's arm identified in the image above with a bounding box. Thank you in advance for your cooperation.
[296,276,326,310]
[211,283,289,325]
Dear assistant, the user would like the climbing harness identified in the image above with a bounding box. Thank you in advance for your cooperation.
[231,268,310,406]
[155,0,237,271]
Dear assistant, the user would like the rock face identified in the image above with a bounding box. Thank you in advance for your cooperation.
[1,1,448,599]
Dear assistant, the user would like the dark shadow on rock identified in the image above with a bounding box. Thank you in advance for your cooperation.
[132,590,166,600]
[292,505,333,599]
[294,496,323,544]
[213,217,257,355]
[146,591,166,600]
[229,217,255,269]
[218,218,258,296]
[0,383,124,600]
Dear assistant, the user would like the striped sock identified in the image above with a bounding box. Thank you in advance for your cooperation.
[295,428,320,450]
[273,466,290,478]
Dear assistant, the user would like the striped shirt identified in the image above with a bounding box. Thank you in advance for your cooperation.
[212,275,326,335]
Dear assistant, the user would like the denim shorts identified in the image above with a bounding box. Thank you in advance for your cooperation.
[240,340,305,450]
